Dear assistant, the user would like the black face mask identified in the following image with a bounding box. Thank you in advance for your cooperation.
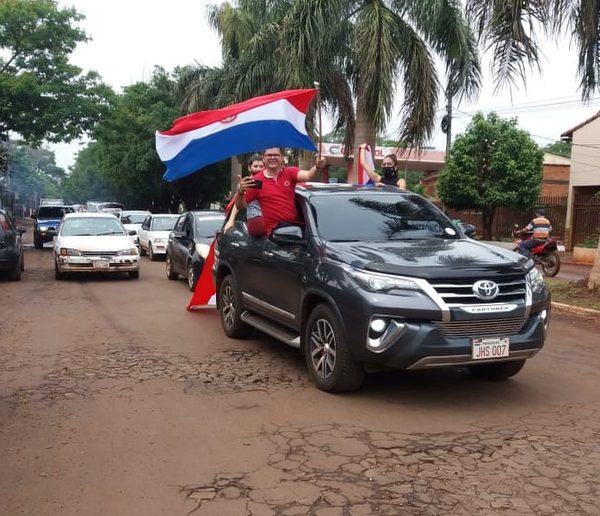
[381,167,396,178]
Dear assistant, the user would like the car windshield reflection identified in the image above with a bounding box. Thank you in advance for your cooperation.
[61,218,125,237]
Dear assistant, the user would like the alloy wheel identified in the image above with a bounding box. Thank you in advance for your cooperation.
[221,284,235,330]
[309,318,337,379]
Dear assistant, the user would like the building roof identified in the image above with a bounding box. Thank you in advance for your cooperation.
[561,111,600,140]
[543,153,571,165]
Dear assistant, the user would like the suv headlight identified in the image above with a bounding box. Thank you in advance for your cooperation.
[526,267,545,292]
[39,226,48,232]
[59,248,82,256]
[346,267,421,293]
[117,247,139,256]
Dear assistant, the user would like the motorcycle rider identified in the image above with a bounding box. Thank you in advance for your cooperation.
[516,208,552,257]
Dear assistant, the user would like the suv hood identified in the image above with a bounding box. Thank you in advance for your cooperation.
[324,238,529,279]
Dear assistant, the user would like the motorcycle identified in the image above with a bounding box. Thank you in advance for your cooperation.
[512,227,564,277]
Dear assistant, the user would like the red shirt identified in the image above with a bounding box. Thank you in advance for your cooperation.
[244,167,300,234]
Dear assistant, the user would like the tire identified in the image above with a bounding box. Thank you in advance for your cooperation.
[139,244,146,256]
[20,252,24,271]
[129,271,139,279]
[468,359,526,380]
[303,304,365,392]
[54,261,65,280]
[9,259,21,281]
[540,251,560,277]
[218,275,253,338]
[187,261,198,291]
[34,234,43,249]
[148,243,158,261]
[165,254,178,280]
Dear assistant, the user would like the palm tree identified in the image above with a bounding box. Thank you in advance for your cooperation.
[280,0,481,181]
[182,0,480,179]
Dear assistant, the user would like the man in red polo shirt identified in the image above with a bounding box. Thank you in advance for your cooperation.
[235,147,327,236]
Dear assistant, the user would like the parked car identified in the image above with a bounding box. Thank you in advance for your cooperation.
[214,184,551,392]
[32,204,74,248]
[118,210,151,247]
[0,209,26,280]
[137,214,179,261]
[166,210,225,290]
[53,213,140,280]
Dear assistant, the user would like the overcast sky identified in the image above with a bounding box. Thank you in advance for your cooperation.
[51,0,600,169]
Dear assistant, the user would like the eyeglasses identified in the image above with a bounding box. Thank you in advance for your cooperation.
[264,153,281,158]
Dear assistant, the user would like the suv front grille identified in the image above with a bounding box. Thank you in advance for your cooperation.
[429,276,526,307]
[435,316,527,338]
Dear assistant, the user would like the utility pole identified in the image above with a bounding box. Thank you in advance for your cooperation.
[444,90,453,160]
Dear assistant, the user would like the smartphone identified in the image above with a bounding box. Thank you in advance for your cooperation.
[249,179,263,189]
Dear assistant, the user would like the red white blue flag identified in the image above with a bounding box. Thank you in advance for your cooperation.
[156,89,318,182]
[187,238,217,310]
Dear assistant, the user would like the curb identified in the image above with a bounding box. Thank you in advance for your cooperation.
[551,301,600,318]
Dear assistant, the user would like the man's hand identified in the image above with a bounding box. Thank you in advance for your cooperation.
[237,174,256,195]
[315,156,327,170]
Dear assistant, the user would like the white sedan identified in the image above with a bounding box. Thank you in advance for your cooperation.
[137,214,179,261]
[54,213,140,280]
[118,210,151,246]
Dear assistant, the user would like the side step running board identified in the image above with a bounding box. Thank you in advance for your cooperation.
[241,311,301,349]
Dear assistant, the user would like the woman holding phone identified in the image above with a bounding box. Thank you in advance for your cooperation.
[223,154,264,232]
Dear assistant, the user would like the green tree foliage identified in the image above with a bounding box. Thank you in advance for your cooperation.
[0,0,114,144]
[438,112,543,239]
[63,67,230,211]
[183,0,480,175]
[542,141,571,159]
[7,142,63,206]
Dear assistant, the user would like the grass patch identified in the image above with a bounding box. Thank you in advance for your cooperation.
[546,279,600,311]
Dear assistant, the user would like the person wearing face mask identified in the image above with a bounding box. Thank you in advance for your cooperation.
[358,144,404,187]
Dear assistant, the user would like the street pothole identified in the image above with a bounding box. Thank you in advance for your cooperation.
[1,346,306,405]
[180,408,600,515]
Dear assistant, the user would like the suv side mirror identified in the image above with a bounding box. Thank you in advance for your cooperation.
[271,225,305,245]
[31,212,36,219]
[171,230,185,240]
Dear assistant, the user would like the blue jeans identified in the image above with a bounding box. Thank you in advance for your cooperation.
[519,238,545,257]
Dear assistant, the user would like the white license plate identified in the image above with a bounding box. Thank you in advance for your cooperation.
[472,337,510,360]
[93,261,109,270]
[557,245,566,252]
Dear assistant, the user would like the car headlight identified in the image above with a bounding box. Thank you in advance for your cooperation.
[526,267,545,292]
[195,243,210,258]
[117,247,139,256]
[154,237,166,244]
[59,248,82,256]
[345,266,421,293]
[39,226,48,232]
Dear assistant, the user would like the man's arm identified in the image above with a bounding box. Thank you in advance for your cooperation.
[297,156,328,182]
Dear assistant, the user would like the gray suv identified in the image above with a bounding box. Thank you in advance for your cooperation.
[214,184,550,392]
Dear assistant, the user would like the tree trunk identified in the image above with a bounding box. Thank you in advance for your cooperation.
[351,95,376,184]
[481,208,495,240]
[588,240,600,290]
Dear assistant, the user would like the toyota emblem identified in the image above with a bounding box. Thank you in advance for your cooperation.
[473,280,499,301]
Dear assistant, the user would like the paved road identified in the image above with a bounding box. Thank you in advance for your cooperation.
[1,247,599,515]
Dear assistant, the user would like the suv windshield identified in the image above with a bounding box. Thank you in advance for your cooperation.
[311,192,458,242]
[37,206,74,218]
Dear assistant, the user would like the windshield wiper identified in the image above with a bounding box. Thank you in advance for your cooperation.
[96,231,124,236]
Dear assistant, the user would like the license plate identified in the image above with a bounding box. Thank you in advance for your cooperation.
[93,261,109,270]
[472,337,510,360]
[557,244,565,252]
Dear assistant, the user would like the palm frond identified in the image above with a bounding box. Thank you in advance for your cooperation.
[571,0,600,99]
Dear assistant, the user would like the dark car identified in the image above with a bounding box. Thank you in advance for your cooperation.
[214,184,551,392]
[165,210,225,290]
[0,209,26,280]
[32,205,74,248]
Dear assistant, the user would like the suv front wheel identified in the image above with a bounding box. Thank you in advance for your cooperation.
[304,304,364,393]
[218,275,253,338]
